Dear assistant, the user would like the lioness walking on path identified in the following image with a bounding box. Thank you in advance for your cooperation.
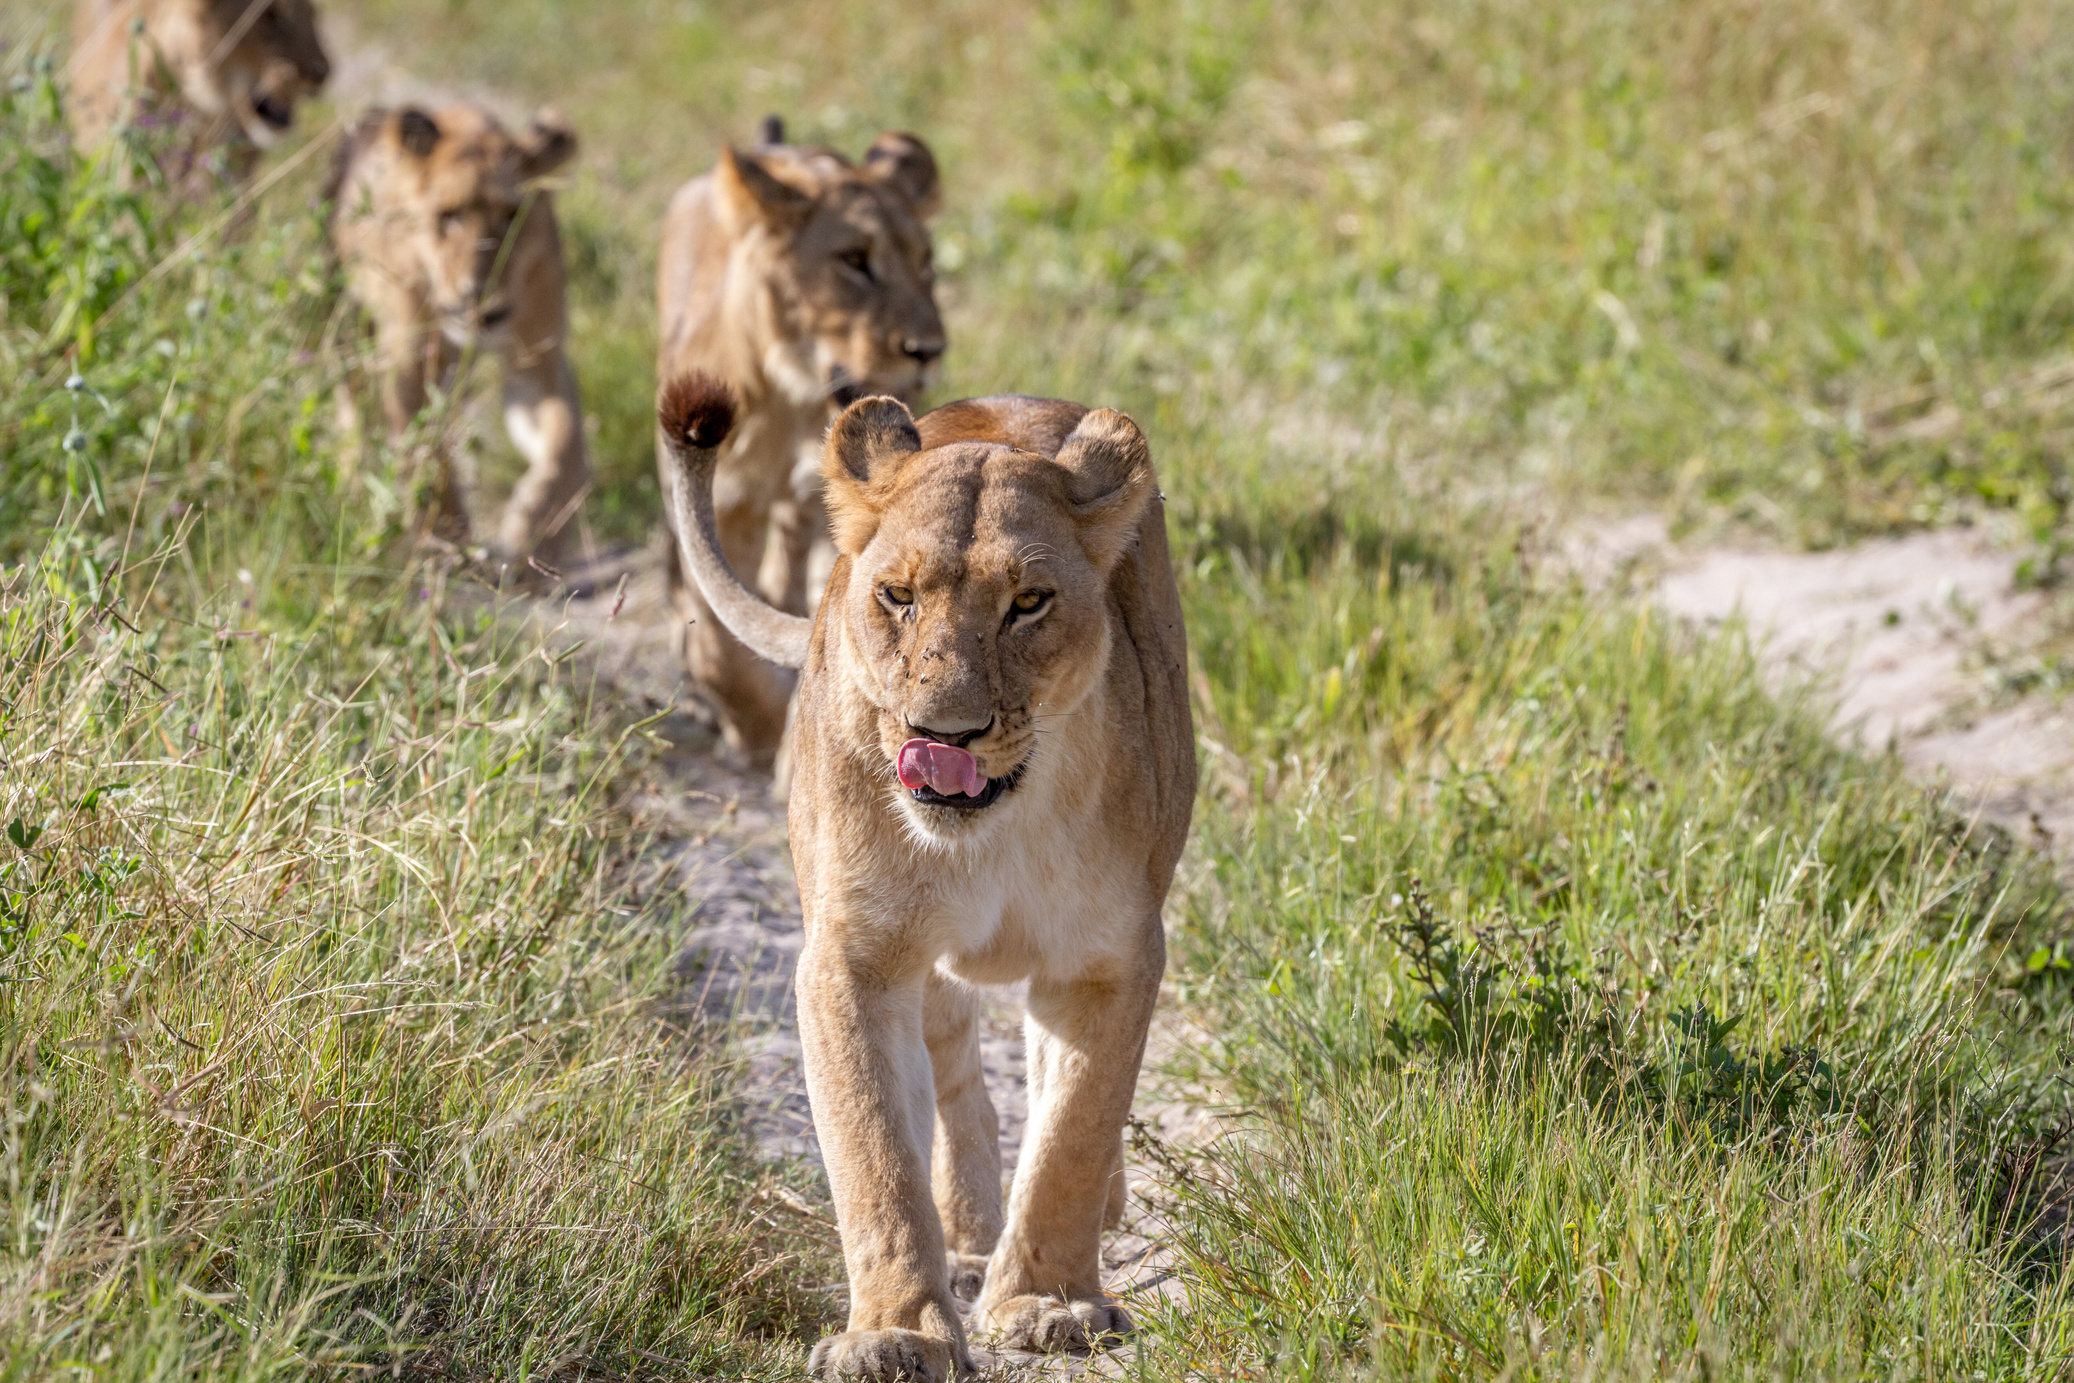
[328,103,589,563]
[654,118,945,767]
[659,375,1194,1379]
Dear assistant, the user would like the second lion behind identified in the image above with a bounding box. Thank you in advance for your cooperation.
[654,117,946,766]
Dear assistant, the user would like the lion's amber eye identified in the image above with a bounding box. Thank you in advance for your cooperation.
[1011,590,1049,615]
[882,585,913,607]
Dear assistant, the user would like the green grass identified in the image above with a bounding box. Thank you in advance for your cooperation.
[0,74,831,1377]
[1154,516,2074,1375]
[1146,1063,2074,1378]
[318,0,2074,557]
[0,540,826,1377]
[8,0,2074,1377]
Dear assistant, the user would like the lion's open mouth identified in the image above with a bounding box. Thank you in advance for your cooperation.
[251,95,294,131]
[897,738,1025,811]
[908,765,1023,811]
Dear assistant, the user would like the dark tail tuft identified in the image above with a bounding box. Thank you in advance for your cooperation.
[758,114,785,146]
[659,373,737,452]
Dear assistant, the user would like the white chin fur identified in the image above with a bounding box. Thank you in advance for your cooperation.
[207,75,277,149]
[239,112,284,149]
[761,340,924,411]
[892,787,1014,851]
[440,318,512,350]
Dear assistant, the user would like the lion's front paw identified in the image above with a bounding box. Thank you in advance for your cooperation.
[975,1294,1133,1354]
[946,1251,989,1304]
[810,1327,960,1381]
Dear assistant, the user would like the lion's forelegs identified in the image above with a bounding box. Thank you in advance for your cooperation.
[798,944,971,1381]
[368,306,434,441]
[972,949,1161,1353]
[923,970,1003,1303]
[373,319,468,543]
[1020,1046,1126,1231]
[496,351,590,563]
[760,441,826,617]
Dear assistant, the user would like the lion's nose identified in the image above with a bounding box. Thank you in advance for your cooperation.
[908,715,991,747]
[902,335,944,365]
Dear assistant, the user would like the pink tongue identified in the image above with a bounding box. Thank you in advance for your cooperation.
[897,738,987,798]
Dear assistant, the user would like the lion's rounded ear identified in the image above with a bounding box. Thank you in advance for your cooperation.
[865,132,940,219]
[519,109,578,180]
[825,395,920,486]
[822,396,921,554]
[716,145,812,231]
[1055,408,1154,572]
[395,107,440,160]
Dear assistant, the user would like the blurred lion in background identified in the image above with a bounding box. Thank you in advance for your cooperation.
[328,103,589,565]
[654,116,946,766]
[71,0,331,180]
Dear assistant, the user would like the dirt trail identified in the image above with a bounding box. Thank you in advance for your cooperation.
[1572,515,2074,848]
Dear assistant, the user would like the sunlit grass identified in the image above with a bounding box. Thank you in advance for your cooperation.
[9,1,2074,1377]
[1,527,830,1377]
[1155,501,2074,1375]
[0,71,832,1376]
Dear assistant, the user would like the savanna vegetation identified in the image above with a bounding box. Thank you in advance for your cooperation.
[8,0,2074,1377]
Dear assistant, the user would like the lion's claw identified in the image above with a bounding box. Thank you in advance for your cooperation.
[977,1294,1133,1354]
[810,1327,960,1381]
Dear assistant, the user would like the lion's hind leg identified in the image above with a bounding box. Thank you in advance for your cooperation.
[497,351,589,565]
[923,969,1003,1304]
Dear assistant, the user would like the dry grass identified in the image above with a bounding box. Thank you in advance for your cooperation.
[0,72,832,1377]
[10,2,2074,1377]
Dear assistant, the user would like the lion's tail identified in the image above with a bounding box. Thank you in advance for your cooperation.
[656,374,812,670]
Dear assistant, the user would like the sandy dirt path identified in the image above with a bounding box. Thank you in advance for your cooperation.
[1572,514,2074,850]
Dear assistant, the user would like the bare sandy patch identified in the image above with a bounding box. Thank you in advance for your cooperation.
[1572,515,2074,848]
